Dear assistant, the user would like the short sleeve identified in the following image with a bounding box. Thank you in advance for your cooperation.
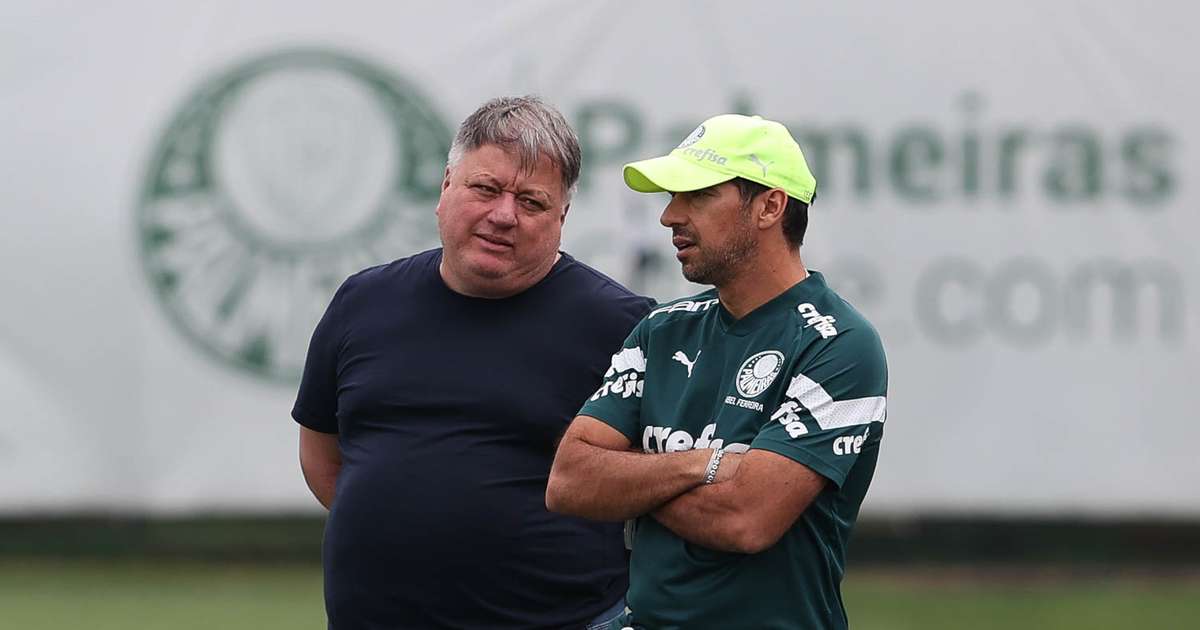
[291,282,349,434]
[750,327,888,488]
[577,318,650,444]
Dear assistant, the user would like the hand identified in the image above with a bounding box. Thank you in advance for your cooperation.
[713,452,743,483]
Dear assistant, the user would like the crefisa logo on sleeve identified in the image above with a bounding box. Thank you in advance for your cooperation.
[136,48,451,381]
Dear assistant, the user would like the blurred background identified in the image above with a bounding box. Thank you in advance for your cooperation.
[2,1,1197,628]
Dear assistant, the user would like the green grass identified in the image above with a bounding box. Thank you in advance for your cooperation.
[0,560,324,630]
[845,570,1200,629]
[2,560,1198,629]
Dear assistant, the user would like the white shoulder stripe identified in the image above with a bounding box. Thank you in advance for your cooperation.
[783,373,887,431]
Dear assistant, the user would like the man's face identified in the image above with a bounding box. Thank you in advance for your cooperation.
[659,181,757,287]
[436,144,567,297]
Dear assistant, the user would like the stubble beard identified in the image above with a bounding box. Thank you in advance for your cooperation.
[680,211,757,287]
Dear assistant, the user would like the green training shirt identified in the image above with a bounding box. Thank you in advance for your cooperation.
[579,271,888,630]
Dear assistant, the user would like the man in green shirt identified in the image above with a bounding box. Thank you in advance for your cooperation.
[547,114,888,630]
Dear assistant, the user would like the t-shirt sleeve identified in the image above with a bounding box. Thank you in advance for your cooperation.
[291,282,349,434]
[577,317,650,444]
[750,326,888,488]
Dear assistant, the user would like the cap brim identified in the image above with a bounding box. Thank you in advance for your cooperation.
[623,155,735,194]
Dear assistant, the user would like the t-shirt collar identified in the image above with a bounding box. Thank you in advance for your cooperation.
[717,271,828,335]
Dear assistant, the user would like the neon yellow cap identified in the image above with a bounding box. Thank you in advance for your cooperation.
[623,114,817,204]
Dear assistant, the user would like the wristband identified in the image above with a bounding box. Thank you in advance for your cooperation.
[703,448,725,485]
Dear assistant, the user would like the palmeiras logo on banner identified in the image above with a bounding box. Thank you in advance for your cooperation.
[137,49,451,381]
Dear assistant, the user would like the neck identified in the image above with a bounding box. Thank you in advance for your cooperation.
[440,252,562,299]
[716,247,807,320]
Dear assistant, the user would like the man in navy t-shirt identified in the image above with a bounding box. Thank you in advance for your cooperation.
[293,96,652,629]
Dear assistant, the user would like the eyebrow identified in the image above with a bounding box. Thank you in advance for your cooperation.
[465,173,553,202]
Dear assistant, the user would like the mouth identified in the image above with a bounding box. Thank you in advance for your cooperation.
[474,233,514,250]
[673,235,697,259]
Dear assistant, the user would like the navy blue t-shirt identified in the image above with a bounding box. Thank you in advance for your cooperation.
[293,248,653,630]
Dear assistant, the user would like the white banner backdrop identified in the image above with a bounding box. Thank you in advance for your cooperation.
[1,1,1196,516]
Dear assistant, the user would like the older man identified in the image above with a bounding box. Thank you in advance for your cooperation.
[293,96,652,629]
[548,114,888,629]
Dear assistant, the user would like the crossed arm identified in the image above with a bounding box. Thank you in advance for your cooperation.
[546,416,827,554]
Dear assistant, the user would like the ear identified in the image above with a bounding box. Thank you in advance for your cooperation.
[756,188,789,231]
[560,203,570,225]
[441,166,452,192]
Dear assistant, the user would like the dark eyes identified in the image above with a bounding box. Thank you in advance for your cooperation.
[518,197,546,212]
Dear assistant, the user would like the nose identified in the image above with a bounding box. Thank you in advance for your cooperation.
[659,194,685,229]
[487,192,519,228]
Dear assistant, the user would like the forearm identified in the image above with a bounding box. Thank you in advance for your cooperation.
[547,437,712,521]
[298,427,341,510]
[653,450,827,554]
[652,482,756,553]
[302,464,339,510]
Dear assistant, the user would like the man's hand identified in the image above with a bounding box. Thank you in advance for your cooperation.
[546,416,714,521]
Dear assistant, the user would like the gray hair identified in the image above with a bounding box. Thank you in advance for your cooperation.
[447,95,582,202]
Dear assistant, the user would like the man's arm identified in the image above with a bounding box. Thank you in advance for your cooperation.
[652,448,827,554]
[298,426,341,509]
[546,416,731,521]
